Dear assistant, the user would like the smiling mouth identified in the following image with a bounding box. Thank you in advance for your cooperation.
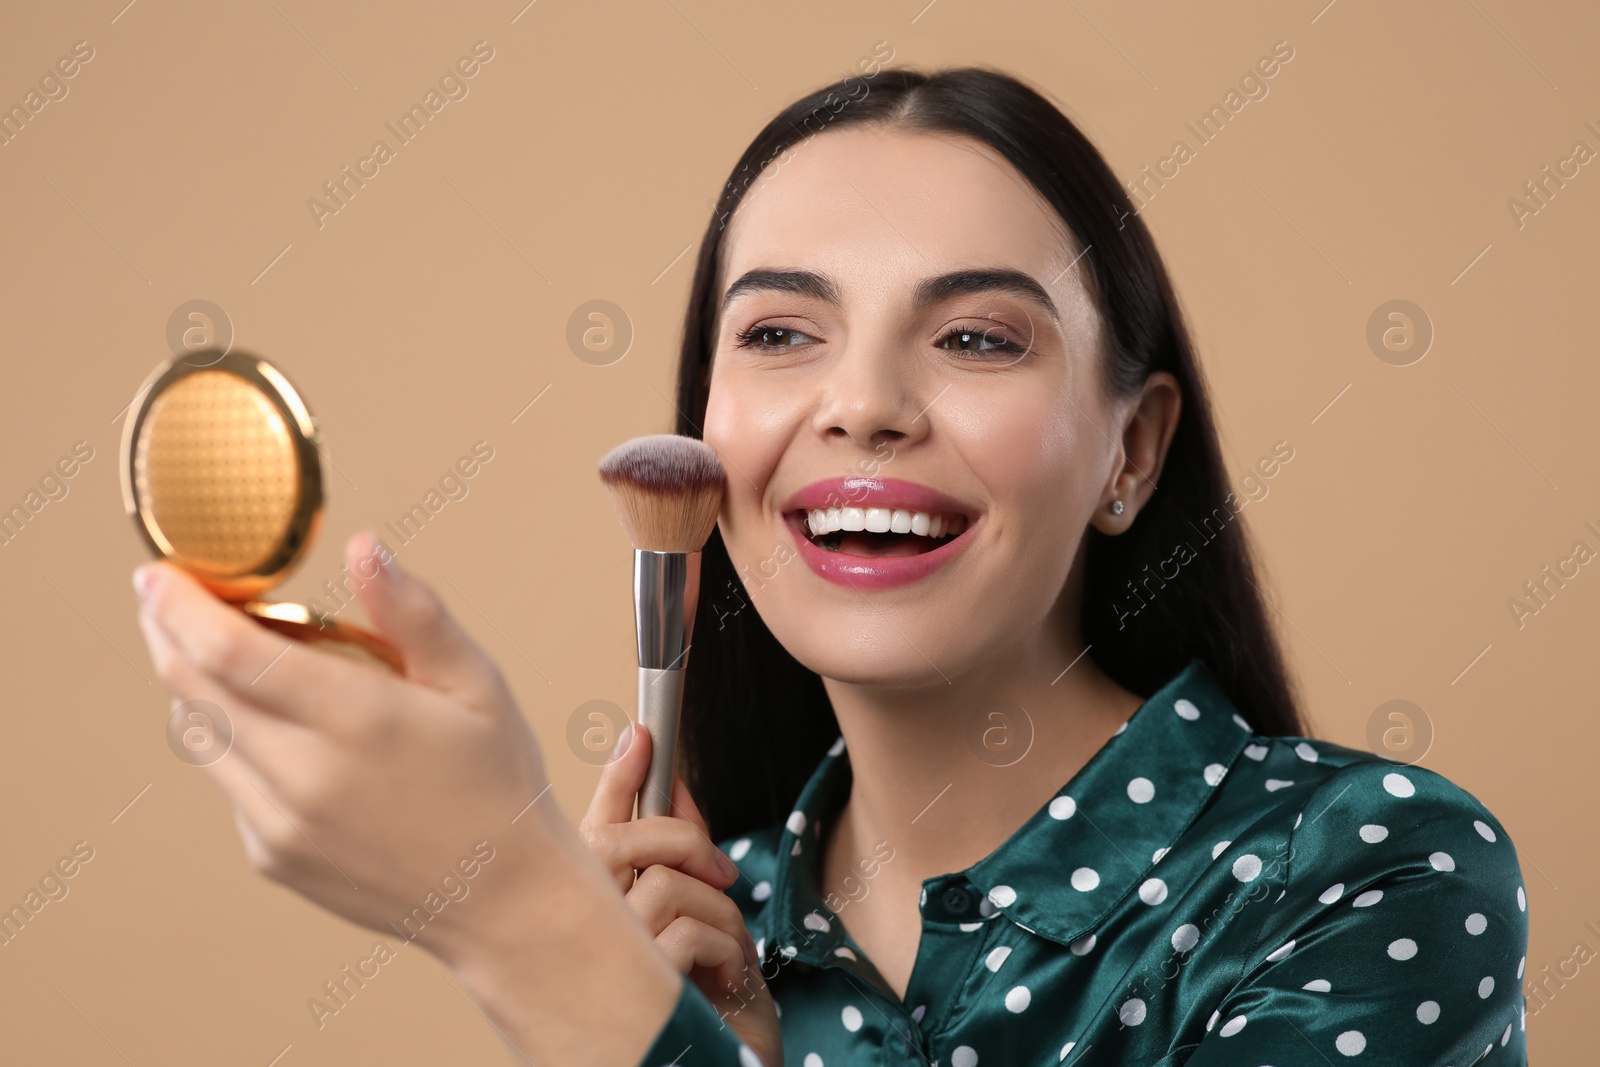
[787,506,972,557]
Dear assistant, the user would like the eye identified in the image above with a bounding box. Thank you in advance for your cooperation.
[732,324,817,350]
[937,325,1027,357]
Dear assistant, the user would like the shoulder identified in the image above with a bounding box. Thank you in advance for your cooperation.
[1192,734,1528,944]
[1223,734,1519,858]
[1237,735,1529,976]
[1193,739,1530,1062]
[1259,738,1522,891]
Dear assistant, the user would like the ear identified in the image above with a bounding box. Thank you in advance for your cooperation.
[1090,371,1182,535]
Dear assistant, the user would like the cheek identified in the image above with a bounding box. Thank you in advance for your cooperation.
[956,387,1087,533]
[958,388,1096,636]
[703,374,790,545]
[705,365,806,443]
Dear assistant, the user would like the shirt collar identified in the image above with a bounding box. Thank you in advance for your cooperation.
[762,657,1253,958]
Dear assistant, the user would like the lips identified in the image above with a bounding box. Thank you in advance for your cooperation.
[780,477,982,590]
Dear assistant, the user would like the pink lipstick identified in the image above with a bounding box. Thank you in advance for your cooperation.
[781,477,981,590]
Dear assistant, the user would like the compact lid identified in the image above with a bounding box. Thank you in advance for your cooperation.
[120,349,324,601]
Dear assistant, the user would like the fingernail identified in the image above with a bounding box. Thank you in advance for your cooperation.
[374,542,402,584]
[132,564,157,601]
[717,848,739,881]
[364,537,400,588]
[609,723,633,763]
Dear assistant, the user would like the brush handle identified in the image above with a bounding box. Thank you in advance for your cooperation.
[633,550,699,669]
[632,549,702,821]
[637,666,686,819]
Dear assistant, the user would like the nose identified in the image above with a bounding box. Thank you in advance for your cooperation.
[809,342,933,454]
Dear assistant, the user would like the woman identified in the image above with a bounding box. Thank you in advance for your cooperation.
[132,67,1528,1066]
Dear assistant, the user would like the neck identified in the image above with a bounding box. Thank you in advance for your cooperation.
[819,624,1141,900]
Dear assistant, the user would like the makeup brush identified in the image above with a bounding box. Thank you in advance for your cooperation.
[597,435,727,820]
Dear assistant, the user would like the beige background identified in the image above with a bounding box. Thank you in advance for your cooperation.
[1,0,1594,1062]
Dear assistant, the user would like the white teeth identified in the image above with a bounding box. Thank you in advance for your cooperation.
[803,506,970,538]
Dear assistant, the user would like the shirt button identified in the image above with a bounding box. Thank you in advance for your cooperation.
[898,1019,923,1057]
[942,885,972,915]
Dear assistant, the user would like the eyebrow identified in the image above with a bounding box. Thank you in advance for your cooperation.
[721,267,1060,323]
[723,269,841,308]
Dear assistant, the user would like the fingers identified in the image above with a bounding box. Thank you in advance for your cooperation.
[630,862,760,998]
[228,781,301,884]
[580,721,740,897]
[136,588,342,834]
[585,721,713,838]
[134,560,365,725]
[343,529,503,698]
[588,817,739,894]
[659,915,759,1007]
[139,613,305,878]
[581,726,737,892]
[141,609,368,900]
[629,864,754,966]
[586,721,649,827]
[136,601,295,771]
[231,802,273,871]
[668,771,711,839]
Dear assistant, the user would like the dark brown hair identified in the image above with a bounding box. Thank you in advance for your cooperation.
[672,66,1303,843]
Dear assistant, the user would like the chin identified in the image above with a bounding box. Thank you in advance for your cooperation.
[759,609,982,690]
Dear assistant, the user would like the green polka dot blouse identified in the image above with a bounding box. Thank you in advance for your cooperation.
[639,658,1529,1066]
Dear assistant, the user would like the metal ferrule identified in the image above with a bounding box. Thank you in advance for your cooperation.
[633,549,702,670]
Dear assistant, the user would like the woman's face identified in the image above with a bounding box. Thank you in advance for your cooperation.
[703,125,1125,688]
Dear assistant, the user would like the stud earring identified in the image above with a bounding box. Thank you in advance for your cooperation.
[1111,499,1125,515]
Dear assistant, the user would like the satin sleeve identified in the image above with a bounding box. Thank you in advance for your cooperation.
[1179,760,1529,1066]
[636,973,765,1067]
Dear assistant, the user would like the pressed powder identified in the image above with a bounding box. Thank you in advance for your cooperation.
[121,349,403,673]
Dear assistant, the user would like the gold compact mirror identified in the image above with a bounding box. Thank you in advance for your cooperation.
[120,348,404,674]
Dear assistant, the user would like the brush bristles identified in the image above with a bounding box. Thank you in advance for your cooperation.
[598,434,727,553]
